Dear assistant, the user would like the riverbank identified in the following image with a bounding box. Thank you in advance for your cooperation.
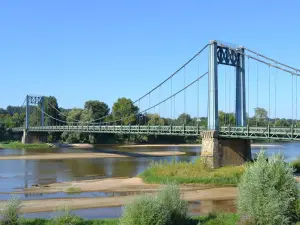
[12,214,240,225]
[119,143,283,148]
[0,151,185,160]
[0,141,54,149]
[0,187,236,213]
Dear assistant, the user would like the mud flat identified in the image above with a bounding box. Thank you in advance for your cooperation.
[0,151,185,160]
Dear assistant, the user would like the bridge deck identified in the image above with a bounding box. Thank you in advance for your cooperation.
[11,125,300,140]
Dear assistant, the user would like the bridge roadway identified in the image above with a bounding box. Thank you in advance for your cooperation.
[11,125,300,140]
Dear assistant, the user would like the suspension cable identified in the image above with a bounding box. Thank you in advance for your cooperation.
[43,44,210,125]
[268,65,271,125]
[275,64,277,125]
[256,54,259,126]
[292,74,294,126]
[247,56,250,125]
[244,47,300,74]
[218,44,300,76]
[103,72,208,125]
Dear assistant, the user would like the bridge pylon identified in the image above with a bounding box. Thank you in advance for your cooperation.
[204,41,250,168]
[208,40,246,130]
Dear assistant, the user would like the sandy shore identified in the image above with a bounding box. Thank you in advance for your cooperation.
[0,177,236,213]
[119,144,201,148]
[0,151,185,161]
[0,186,236,213]
[121,143,283,148]
[21,177,215,194]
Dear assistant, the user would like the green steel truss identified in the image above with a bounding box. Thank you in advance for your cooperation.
[11,125,300,140]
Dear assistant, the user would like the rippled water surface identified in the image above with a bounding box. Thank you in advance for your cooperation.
[0,142,299,219]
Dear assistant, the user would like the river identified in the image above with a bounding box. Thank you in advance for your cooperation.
[0,142,299,219]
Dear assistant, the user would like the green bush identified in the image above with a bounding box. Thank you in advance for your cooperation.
[47,206,82,225]
[237,150,299,225]
[0,195,23,225]
[292,158,300,173]
[119,185,189,225]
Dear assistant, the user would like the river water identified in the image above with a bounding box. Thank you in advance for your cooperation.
[0,142,299,219]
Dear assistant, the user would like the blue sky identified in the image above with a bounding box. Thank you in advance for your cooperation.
[0,0,299,119]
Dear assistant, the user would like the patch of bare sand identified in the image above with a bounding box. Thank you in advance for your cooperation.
[0,151,185,160]
[22,177,212,194]
[0,187,237,213]
[120,144,201,148]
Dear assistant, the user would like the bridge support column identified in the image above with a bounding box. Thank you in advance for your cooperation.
[22,130,47,144]
[208,41,218,130]
[235,47,246,126]
[201,131,251,168]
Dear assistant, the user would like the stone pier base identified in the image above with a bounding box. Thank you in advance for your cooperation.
[201,131,251,168]
[22,130,47,144]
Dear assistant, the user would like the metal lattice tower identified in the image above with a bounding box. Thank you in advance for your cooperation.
[208,40,246,130]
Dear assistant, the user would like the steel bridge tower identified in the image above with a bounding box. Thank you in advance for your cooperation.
[208,40,246,130]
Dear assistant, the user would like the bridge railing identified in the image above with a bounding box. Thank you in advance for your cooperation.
[11,125,300,140]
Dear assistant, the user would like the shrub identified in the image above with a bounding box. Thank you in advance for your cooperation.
[47,205,82,225]
[119,185,189,225]
[292,158,300,173]
[237,150,299,225]
[0,195,23,225]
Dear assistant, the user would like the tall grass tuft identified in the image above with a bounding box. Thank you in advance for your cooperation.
[237,150,299,225]
[119,184,189,225]
[0,195,23,225]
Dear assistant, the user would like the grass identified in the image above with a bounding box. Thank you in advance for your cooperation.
[0,141,53,149]
[65,186,82,193]
[19,214,240,225]
[138,158,245,186]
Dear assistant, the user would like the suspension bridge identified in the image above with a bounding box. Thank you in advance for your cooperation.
[9,40,300,167]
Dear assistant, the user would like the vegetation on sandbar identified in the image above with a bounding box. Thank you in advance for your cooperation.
[0,141,53,149]
[139,158,245,186]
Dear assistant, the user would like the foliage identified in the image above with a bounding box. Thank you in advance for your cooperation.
[139,158,244,186]
[219,111,235,126]
[81,100,109,122]
[65,187,82,193]
[16,214,240,224]
[237,150,299,225]
[292,158,300,173]
[47,206,82,225]
[112,98,139,125]
[0,141,52,149]
[119,185,189,225]
[0,195,23,225]
[146,113,165,125]
[197,213,240,225]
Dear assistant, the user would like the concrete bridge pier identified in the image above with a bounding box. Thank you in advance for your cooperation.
[22,130,47,144]
[201,131,251,168]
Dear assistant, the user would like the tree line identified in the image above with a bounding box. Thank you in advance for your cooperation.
[0,96,297,143]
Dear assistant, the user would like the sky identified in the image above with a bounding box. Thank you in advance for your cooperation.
[0,0,299,119]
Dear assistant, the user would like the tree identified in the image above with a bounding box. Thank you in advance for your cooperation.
[219,111,235,126]
[66,108,83,123]
[112,98,139,125]
[146,113,165,125]
[176,113,192,125]
[80,100,109,122]
[254,107,268,120]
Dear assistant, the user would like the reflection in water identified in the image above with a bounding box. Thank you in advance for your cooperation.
[1,143,300,219]
[189,200,236,216]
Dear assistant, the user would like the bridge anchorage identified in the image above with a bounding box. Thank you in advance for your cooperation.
[12,40,300,168]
